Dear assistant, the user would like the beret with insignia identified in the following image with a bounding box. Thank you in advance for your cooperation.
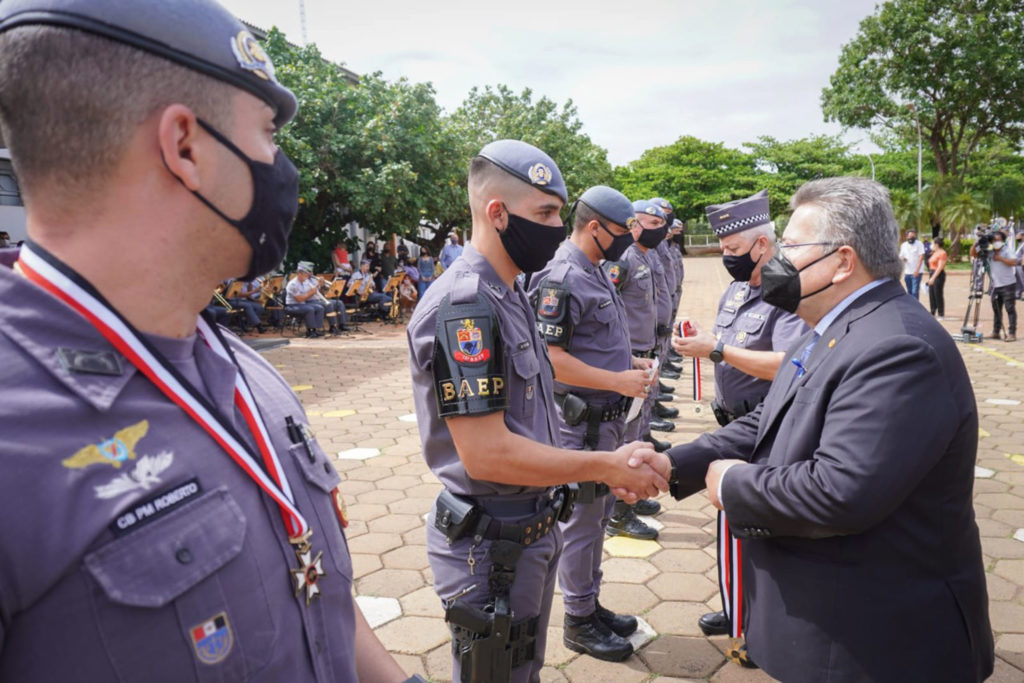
[0,0,298,128]
[576,185,636,230]
[476,139,567,203]
[632,199,667,222]
[705,190,771,237]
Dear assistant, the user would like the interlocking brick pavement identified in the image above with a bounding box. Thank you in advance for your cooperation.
[261,258,1024,681]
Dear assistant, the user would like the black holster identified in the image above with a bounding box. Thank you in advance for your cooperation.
[555,393,609,503]
[446,540,538,682]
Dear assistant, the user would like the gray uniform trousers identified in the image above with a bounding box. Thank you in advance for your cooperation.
[556,418,626,617]
[427,496,562,683]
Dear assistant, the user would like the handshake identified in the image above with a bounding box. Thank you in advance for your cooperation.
[599,441,673,503]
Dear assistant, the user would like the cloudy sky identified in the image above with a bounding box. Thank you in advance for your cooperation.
[220,0,882,167]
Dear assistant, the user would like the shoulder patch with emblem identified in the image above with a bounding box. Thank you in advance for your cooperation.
[531,279,572,348]
[432,293,508,418]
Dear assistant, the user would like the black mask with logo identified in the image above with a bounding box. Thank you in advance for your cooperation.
[637,225,668,249]
[722,240,764,282]
[761,248,838,313]
[166,119,299,280]
[499,209,567,273]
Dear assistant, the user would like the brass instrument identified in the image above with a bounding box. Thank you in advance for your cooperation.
[212,288,236,313]
[359,276,375,303]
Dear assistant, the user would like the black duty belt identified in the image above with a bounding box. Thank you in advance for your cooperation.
[632,347,656,359]
[434,486,575,547]
[553,393,629,424]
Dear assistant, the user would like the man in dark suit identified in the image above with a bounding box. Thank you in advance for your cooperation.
[650,176,993,682]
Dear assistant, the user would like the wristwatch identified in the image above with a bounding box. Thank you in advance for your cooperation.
[709,339,726,363]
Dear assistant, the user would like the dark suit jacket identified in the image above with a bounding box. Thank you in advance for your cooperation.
[668,280,993,682]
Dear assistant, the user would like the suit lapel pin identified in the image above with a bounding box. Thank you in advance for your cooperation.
[828,338,836,349]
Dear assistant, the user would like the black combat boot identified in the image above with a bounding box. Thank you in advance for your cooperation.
[563,612,633,662]
[606,503,658,540]
[596,600,638,638]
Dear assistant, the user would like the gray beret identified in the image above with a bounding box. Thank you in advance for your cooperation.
[577,185,637,230]
[296,261,314,273]
[632,199,667,222]
[0,0,298,128]
[476,139,567,203]
[650,197,674,216]
[705,189,770,237]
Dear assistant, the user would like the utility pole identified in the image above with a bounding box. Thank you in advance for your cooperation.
[298,0,309,45]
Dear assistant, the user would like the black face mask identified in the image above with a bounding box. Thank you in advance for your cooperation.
[593,220,634,262]
[907,237,917,244]
[168,119,299,280]
[637,225,668,249]
[761,248,838,313]
[499,209,567,273]
[722,240,764,282]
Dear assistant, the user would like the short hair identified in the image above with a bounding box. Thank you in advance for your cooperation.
[0,26,233,205]
[790,177,902,281]
[572,202,603,232]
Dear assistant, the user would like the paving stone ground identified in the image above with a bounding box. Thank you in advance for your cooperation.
[262,258,1024,682]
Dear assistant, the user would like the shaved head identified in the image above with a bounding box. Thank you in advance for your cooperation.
[468,156,540,216]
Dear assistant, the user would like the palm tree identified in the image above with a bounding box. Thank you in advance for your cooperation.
[890,190,922,233]
[941,192,990,260]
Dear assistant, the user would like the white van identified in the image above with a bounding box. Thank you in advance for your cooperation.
[0,148,26,245]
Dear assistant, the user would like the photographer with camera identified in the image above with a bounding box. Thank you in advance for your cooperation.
[972,228,1021,341]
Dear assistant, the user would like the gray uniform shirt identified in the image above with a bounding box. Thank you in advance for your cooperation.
[529,240,632,405]
[646,245,674,330]
[0,261,357,682]
[713,279,808,409]
[610,244,658,351]
[407,244,560,497]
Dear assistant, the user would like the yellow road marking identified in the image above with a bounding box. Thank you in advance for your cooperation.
[1006,453,1024,467]
[972,345,1023,366]
[323,409,356,418]
[603,536,660,558]
[290,384,313,392]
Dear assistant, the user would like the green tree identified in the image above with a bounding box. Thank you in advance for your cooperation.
[744,135,858,221]
[451,85,614,208]
[822,0,1024,182]
[940,191,989,259]
[613,136,757,222]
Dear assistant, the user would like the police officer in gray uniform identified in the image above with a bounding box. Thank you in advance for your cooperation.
[672,189,807,643]
[649,197,684,412]
[406,140,668,683]
[0,1,415,681]
[527,186,652,662]
[602,200,669,540]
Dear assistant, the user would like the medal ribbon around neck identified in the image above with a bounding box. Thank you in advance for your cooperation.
[17,242,307,541]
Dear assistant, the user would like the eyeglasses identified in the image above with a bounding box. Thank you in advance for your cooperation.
[777,241,837,251]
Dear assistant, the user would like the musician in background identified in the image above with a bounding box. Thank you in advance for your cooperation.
[244,275,282,327]
[285,261,327,338]
[226,278,265,333]
[350,259,391,318]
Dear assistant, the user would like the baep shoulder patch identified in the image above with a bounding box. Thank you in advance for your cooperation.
[531,278,572,348]
[433,291,508,418]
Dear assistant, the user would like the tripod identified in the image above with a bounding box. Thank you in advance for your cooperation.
[959,253,990,343]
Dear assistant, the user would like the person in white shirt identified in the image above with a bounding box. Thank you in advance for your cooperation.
[985,231,1020,341]
[898,230,925,299]
[285,261,326,337]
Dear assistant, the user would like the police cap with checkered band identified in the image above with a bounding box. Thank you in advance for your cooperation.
[705,189,771,237]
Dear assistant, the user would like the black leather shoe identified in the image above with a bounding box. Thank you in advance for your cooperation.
[669,350,682,362]
[643,432,670,452]
[596,600,638,638]
[606,506,658,540]
[655,402,679,419]
[634,499,661,516]
[698,610,730,636]
[656,392,674,403]
[649,418,675,432]
[660,367,681,379]
[659,381,675,393]
[564,612,633,661]
[665,361,682,372]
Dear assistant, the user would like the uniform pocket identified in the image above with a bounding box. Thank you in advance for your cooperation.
[287,440,353,580]
[84,487,277,681]
[510,347,541,421]
[735,312,767,335]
